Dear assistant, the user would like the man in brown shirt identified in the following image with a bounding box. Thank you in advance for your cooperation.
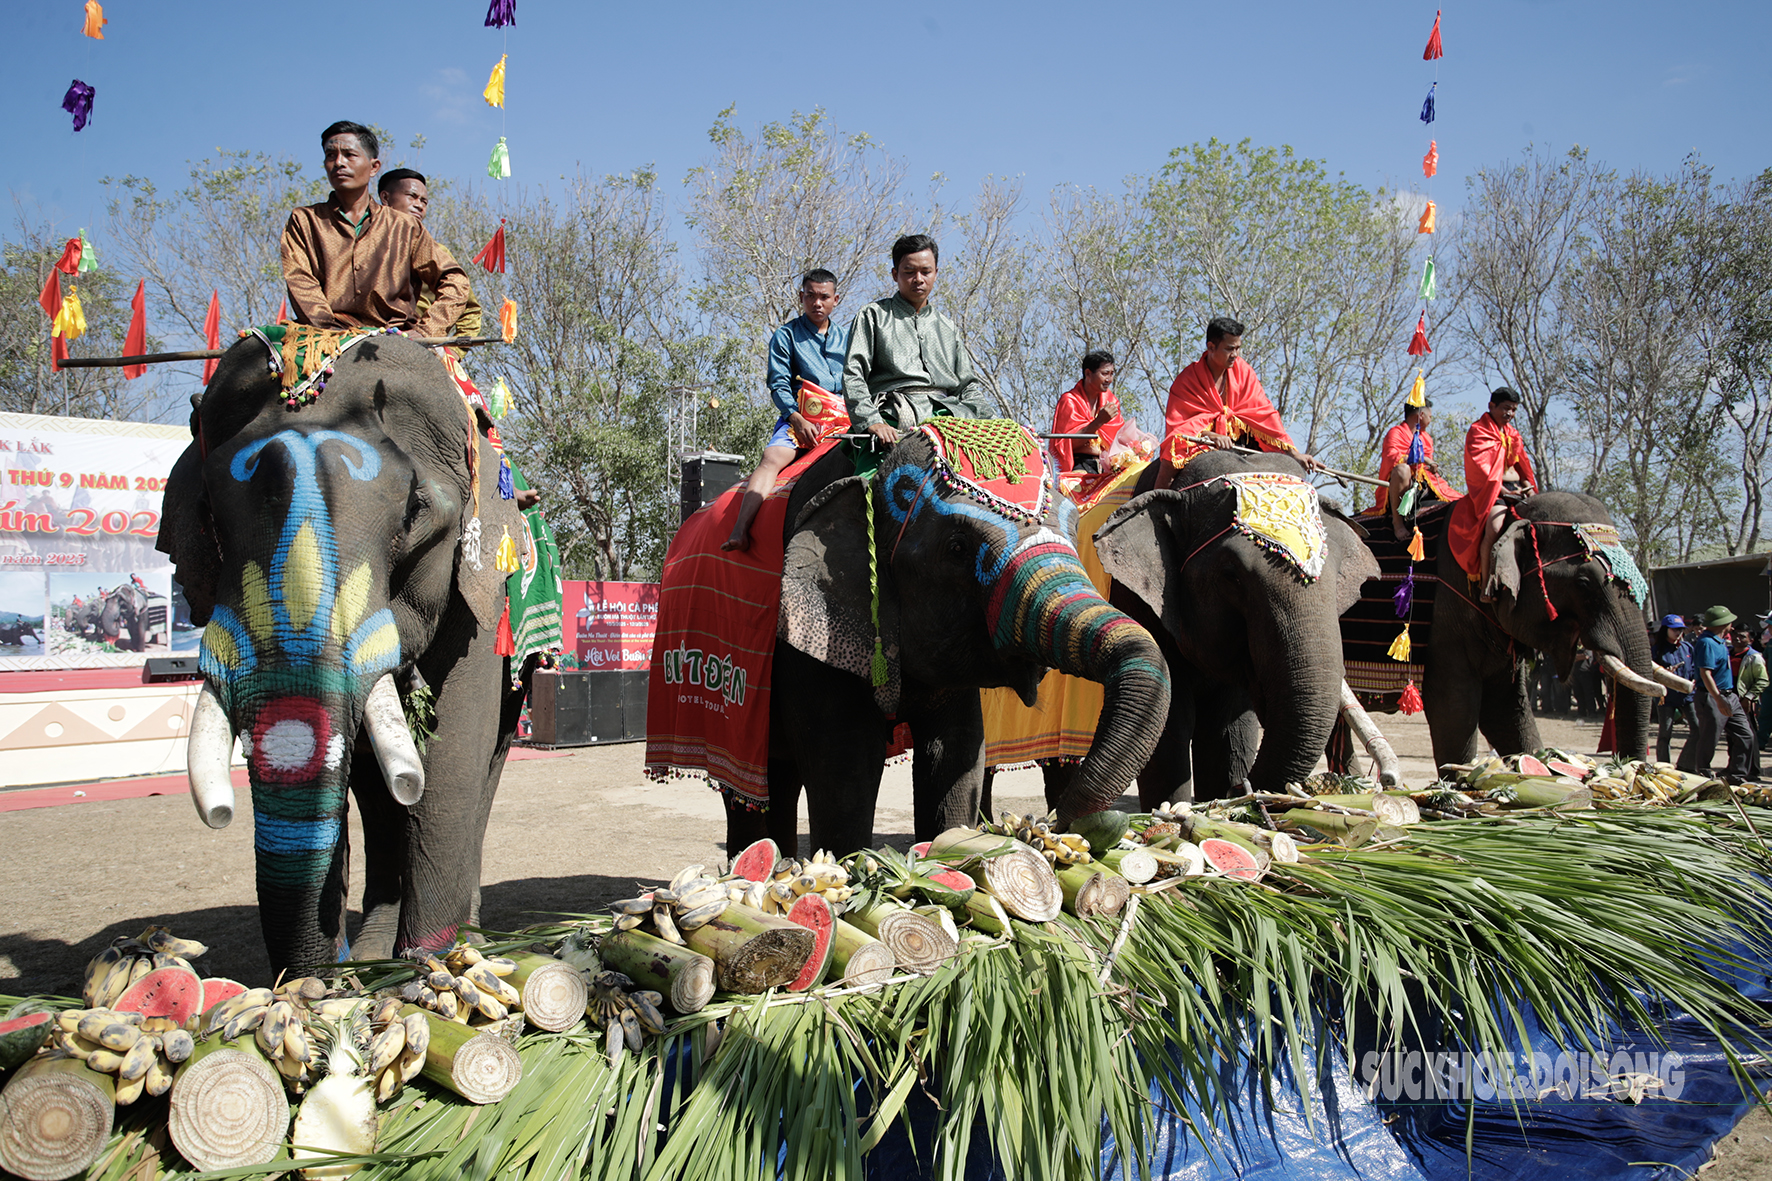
[279,121,469,338]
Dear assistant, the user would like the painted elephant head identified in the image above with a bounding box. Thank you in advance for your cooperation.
[159,333,520,973]
[1487,491,1657,760]
[1095,451,1379,796]
[779,422,1171,822]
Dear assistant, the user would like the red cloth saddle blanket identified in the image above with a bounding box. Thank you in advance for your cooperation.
[644,442,834,809]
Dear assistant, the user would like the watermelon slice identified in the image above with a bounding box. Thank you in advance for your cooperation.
[1546,760,1591,781]
[1200,837,1263,882]
[0,1010,52,1072]
[918,868,977,910]
[783,894,836,992]
[1516,754,1553,778]
[731,838,780,883]
[116,966,204,1028]
[909,841,932,860]
[200,977,246,1013]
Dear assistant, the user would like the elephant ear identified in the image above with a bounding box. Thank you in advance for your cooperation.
[455,431,525,629]
[157,443,220,626]
[1323,513,1380,615]
[1492,519,1530,605]
[780,476,901,714]
[1094,490,1190,640]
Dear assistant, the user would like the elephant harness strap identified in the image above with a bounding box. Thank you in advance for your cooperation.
[1504,509,1652,624]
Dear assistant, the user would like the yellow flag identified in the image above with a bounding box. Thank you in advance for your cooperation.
[1407,368,1426,408]
[53,286,88,342]
[1386,626,1412,662]
[82,0,106,39]
[483,54,507,108]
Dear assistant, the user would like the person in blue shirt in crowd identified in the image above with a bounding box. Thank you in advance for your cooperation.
[724,269,850,551]
[1651,613,1696,764]
[1678,604,1756,783]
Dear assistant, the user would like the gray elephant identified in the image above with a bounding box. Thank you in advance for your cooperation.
[1092,451,1379,803]
[159,332,525,976]
[728,422,1173,856]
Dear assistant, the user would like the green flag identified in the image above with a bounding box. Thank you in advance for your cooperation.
[1419,257,1436,301]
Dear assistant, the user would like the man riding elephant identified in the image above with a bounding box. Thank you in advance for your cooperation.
[1156,316,1320,487]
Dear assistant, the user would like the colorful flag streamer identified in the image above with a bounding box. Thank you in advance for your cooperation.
[1419,83,1435,125]
[61,80,95,131]
[53,286,88,342]
[498,297,518,342]
[82,0,106,38]
[1417,201,1436,235]
[473,220,507,272]
[53,238,82,275]
[488,137,511,180]
[1407,314,1431,356]
[1408,368,1426,408]
[276,298,288,324]
[1423,10,1444,60]
[123,279,147,379]
[483,54,507,108]
[77,229,97,273]
[1419,257,1436,301]
[1422,140,1439,178]
[1399,680,1424,714]
[38,270,61,320]
[1387,626,1412,662]
[201,291,221,384]
[485,0,516,27]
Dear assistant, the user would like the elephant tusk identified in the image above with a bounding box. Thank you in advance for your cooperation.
[1339,682,1401,788]
[1601,654,1666,699]
[1647,663,1696,696]
[187,682,236,830]
[364,673,426,805]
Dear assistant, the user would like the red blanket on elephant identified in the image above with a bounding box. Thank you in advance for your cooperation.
[644,443,836,808]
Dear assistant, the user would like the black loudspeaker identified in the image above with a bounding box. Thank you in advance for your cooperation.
[528,670,650,746]
[679,452,747,523]
[142,657,202,683]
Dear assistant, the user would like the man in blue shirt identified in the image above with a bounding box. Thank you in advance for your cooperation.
[1678,604,1755,782]
[724,269,849,550]
[1651,613,1695,764]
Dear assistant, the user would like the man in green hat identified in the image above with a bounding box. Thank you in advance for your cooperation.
[1678,605,1755,783]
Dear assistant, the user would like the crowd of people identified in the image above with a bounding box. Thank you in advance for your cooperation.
[267,118,1766,786]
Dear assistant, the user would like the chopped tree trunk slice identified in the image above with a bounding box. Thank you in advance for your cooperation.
[827,920,896,986]
[599,930,717,1014]
[0,1056,115,1181]
[683,903,815,993]
[1057,865,1107,917]
[401,1006,522,1104]
[167,1040,289,1172]
[844,901,955,973]
[976,842,1063,922]
[503,953,588,1032]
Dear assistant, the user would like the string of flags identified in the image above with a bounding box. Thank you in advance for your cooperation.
[475,2,519,351]
[1391,7,1446,715]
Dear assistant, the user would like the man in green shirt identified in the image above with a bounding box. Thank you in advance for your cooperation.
[842,234,994,447]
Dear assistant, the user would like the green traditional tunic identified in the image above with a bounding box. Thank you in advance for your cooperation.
[842,293,994,430]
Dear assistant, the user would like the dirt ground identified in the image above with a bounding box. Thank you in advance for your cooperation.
[3,708,1767,1176]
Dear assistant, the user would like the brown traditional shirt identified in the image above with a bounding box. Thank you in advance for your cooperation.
[279,194,469,337]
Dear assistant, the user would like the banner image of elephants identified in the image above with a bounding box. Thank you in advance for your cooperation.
[48,570,172,657]
[0,570,47,653]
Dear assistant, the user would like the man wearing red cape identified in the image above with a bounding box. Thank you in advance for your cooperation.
[1158,316,1318,485]
[1048,349,1123,473]
[1448,387,1539,599]
[1371,398,1460,540]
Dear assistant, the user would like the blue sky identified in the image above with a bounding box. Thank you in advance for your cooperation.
[7,0,1768,245]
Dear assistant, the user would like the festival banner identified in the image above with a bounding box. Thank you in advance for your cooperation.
[564,580,659,670]
[0,411,195,672]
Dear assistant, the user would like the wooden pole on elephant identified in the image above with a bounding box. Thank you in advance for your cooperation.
[54,335,511,368]
[1180,435,1388,488]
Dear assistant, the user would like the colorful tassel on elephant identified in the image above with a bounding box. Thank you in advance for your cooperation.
[1407,528,1425,562]
[1387,626,1412,662]
[495,525,519,572]
[499,298,518,342]
[497,456,514,499]
[1399,680,1424,715]
[485,0,516,26]
[461,516,483,572]
[1418,201,1437,235]
[78,229,97,273]
[1393,571,1414,618]
[488,376,512,418]
[1408,314,1431,356]
[494,601,516,655]
[473,221,507,273]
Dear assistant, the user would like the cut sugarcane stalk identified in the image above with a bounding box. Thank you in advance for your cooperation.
[683,902,815,993]
[1057,865,1106,917]
[598,930,717,1014]
[0,1055,115,1181]
[1496,781,1592,810]
[1098,846,1158,884]
[844,900,955,973]
[827,920,896,986]
[504,952,588,1032]
[399,1006,520,1104]
[1308,793,1421,825]
[1093,869,1130,915]
[1280,809,1406,846]
[168,1037,289,1172]
[963,891,1014,935]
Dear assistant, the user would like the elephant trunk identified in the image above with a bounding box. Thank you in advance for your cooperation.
[1244,592,1345,794]
[1588,594,1655,761]
[987,534,1170,821]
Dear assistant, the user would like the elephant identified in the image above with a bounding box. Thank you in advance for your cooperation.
[730,424,1173,857]
[1090,451,1380,804]
[1407,490,1660,766]
[159,332,526,976]
[66,581,151,649]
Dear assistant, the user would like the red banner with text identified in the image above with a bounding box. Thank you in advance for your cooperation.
[563,580,659,670]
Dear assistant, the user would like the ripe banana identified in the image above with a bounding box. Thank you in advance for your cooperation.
[377,1064,402,1103]
[369,1023,406,1074]
[113,1072,146,1106]
[162,1028,194,1064]
[402,1012,430,1059]
[653,904,684,945]
[117,1036,157,1082]
[144,1058,175,1098]
[224,1003,269,1042]
[675,901,726,931]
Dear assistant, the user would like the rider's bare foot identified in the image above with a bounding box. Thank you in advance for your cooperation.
[721,533,751,552]
[1392,521,1412,543]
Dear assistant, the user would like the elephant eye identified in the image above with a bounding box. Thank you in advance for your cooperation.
[947,534,968,557]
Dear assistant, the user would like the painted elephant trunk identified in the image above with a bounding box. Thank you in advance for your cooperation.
[987,533,1171,820]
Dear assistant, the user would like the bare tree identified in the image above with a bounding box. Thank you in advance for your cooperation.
[1043,184,1164,423]
[1702,168,1772,553]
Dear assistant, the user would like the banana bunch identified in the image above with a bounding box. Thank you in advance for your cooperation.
[394,944,523,1028]
[362,996,432,1103]
[586,970,665,1066]
[1586,760,1687,804]
[197,979,330,1090]
[48,1008,194,1104]
[609,863,732,942]
[742,852,851,916]
[81,925,208,1010]
[985,812,1090,865]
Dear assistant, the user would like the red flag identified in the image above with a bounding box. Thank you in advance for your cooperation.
[51,334,68,373]
[1422,140,1439,179]
[123,279,148,379]
[1407,313,1432,356]
[1423,10,1443,60]
[53,237,82,275]
[472,220,507,273]
[38,270,62,320]
[202,291,221,384]
[276,298,288,324]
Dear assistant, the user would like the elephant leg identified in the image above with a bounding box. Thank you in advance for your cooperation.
[1192,685,1255,801]
[348,745,406,962]
[906,689,987,842]
[1137,684,1196,809]
[775,643,889,856]
[979,766,994,826]
[1425,658,1485,767]
[1477,660,1541,757]
[1042,762,1075,814]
